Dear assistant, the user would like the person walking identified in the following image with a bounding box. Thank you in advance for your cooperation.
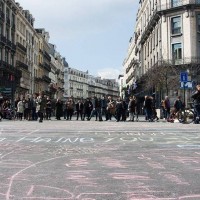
[191,84,200,124]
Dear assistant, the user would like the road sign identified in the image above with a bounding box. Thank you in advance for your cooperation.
[180,81,193,89]
[180,72,188,82]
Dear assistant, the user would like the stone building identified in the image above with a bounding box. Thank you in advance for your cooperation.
[35,28,51,95]
[0,0,21,101]
[15,3,35,96]
[123,0,200,105]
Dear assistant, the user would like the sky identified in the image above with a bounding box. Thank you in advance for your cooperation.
[16,0,138,79]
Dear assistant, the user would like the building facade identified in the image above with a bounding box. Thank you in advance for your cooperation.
[64,67,119,100]
[0,0,21,101]
[123,0,200,105]
[15,4,35,97]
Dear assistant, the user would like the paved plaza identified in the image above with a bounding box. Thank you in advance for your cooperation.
[0,119,200,200]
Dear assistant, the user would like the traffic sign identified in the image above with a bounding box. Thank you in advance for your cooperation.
[180,72,188,82]
[180,81,193,89]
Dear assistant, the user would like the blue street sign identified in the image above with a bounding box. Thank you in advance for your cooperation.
[180,72,188,82]
[180,81,193,89]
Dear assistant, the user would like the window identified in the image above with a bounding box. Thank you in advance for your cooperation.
[0,48,2,60]
[172,43,182,59]
[197,14,200,31]
[171,0,181,8]
[0,23,2,35]
[6,27,9,39]
[11,53,14,66]
[5,50,9,63]
[171,16,181,34]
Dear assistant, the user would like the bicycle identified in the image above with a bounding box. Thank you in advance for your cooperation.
[2,108,16,120]
[177,108,195,124]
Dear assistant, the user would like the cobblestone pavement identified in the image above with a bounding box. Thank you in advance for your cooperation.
[0,118,200,200]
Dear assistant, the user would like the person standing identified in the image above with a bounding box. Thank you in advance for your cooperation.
[106,96,116,121]
[100,96,108,120]
[36,92,46,123]
[17,99,24,121]
[163,96,170,120]
[55,98,63,120]
[66,98,74,120]
[191,84,200,124]
[173,96,184,119]
[46,97,52,120]
[144,96,153,122]
[83,98,93,120]
[76,99,84,120]
[128,96,136,122]
[115,97,123,122]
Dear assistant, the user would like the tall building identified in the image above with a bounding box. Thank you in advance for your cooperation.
[123,0,200,104]
[0,0,21,101]
[15,3,35,96]
[35,28,51,95]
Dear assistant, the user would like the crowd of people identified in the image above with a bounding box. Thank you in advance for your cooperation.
[0,84,200,123]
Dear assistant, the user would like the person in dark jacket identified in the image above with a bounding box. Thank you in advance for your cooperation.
[100,96,108,120]
[66,98,74,120]
[89,96,102,121]
[191,84,200,123]
[76,99,84,120]
[115,97,123,122]
[46,97,52,120]
[144,96,153,121]
[83,98,93,120]
[55,98,63,120]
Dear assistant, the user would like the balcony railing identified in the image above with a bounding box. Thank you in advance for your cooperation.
[42,75,51,83]
[6,39,12,48]
[11,43,16,51]
[0,34,7,44]
[16,42,27,53]
[140,0,200,44]
[43,62,51,72]
[0,61,22,78]
[44,51,51,62]
[34,77,43,82]
[16,60,29,71]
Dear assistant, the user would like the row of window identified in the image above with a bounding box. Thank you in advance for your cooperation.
[0,47,15,66]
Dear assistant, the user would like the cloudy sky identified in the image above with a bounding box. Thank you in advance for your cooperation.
[16,0,138,79]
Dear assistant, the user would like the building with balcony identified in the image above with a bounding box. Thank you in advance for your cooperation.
[35,28,52,95]
[65,67,119,100]
[0,0,21,101]
[68,68,89,100]
[123,0,200,105]
[15,3,35,96]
